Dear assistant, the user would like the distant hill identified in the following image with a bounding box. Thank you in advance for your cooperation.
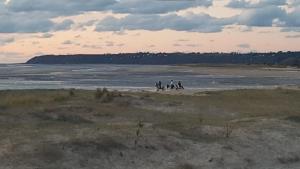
[26,52,300,67]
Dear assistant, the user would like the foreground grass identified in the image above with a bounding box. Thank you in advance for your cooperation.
[1,88,300,168]
[1,88,300,133]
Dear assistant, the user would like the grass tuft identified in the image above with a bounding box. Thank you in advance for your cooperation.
[95,88,122,103]
[285,116,300,123]
[69,88,75,97]
[278,154,300,164]
[175,163,196,169]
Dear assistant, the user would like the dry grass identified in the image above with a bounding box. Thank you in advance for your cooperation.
[1,89,300,168]
[285,116,300,123]
[175,163,196,169]
[278,153,300,164]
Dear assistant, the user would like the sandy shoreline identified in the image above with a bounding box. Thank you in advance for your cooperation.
[107,84,300,96]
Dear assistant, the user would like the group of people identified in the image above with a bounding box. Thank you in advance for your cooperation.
[155,80,184,91]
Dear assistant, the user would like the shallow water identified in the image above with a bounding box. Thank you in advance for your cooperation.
[0,64,300,91]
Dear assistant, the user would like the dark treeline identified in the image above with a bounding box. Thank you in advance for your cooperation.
[26,52,300,67]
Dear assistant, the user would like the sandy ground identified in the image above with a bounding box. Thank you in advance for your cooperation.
[0,89,300,169]
[129,65,300,78]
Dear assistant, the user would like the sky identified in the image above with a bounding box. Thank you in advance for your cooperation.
[0,0,299,63]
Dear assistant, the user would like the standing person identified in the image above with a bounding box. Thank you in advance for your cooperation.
[170,80,175,89]
[155,82,159,91]
[178,81,184,89]
[158,81,162,89]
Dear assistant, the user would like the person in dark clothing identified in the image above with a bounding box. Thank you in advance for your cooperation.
[158,81,162,89]
[170,80,175,89]
[177,81,184,89]
[155,81,165,91]
[155,82,159,91]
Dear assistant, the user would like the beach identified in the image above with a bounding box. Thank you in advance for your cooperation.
[1,0,300,168]
[1,88,300,169]
[1,64,300,91]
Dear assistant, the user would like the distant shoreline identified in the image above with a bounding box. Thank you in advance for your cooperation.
[26,52,300,67]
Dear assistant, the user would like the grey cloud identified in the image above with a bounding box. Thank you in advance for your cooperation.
[227,0,287,8]
[53,19,74,31]
[186,43,200,47]
[284,7,300,27]
[0,0,112,33]
[40,33,53,38]
[1,0,215,34]
[75,20,97,30]
[235,5,300,28]
[34,52,45,56]
[290,0,300,6]
[116,43,125,47]
[58,47,68,50]
[177,39,190,42]
[1,0,299,34]
[0,37,15,45]
[237,6,286,26]
[105,41,114,47]
[113,29,128,36]
[95,13,234,33]
[238,25,252,32]
[285,34,300,38]
[281,27,300,32]
[32,41,40,45]
[259,30,272,33]
[6,0,212,16]
[110,0,212,14]
[0,0,5,10]
[7,0,116,16]
[82,44,102,49]
[132,33,141,36]
[148,44,155,48]
[0,11,75,33]
[173,43,182,47]
[0,12,54,33]
[226,0,249,8]
[62,40,73,45]
[237,43,250,48]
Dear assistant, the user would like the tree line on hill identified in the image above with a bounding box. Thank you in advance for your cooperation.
[26,51,300,67]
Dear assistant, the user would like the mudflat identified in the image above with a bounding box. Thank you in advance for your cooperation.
[1,64,300,91]
[1,88,300,169]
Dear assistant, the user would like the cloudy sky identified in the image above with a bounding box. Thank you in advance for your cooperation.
[0,0,299,63]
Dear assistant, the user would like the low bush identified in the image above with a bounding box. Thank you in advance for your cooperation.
[278,154,300,164]
[285,116,300,123]
[69,88,75,97]
[95,88,121,103]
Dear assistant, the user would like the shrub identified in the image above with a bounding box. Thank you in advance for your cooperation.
[285,116,300,123]
[134,120,144,147]
[224,122,234,138]
[100,92,114,103]
[278,154,300,164]
[176,163,195,169]
[95,88,107,99]
[69,88,75,97]
[95,88,120,103]
[53,95,69,102]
